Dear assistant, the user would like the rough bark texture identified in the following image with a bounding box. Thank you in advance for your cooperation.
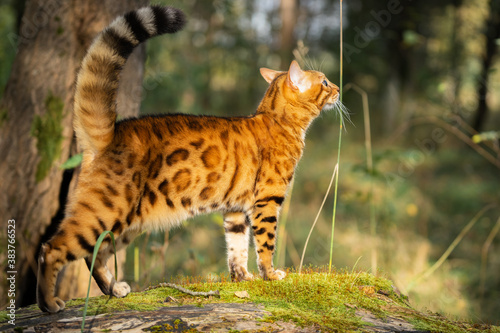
[0,0,147,308]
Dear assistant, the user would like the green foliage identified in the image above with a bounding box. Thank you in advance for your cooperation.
[139,0,275,118]
[60,153,82,170]
[30,92,65,182]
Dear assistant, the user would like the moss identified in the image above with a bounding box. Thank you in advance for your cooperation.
[30,92,65,182]
[408,311,500,333]
[158,269,495,332]
[67,293,161,314]
[0,107,7,127]
[154,269,401,331]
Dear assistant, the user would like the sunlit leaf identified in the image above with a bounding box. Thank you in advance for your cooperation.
[60,153,82,169]
[472,131,500,144]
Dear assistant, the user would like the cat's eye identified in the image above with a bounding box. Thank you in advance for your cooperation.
[322,80,328,87]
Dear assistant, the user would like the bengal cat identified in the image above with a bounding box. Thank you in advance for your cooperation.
[37,5,340,313]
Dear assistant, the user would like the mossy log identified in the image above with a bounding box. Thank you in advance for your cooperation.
[1,272,497,332]
[1,301,427,333]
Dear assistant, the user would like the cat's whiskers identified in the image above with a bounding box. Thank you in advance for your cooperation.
[331,99,352,129]
[319,56,327,73]
[306,56,317,71]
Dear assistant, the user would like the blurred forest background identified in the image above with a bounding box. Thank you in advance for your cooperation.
[0,0,499,325]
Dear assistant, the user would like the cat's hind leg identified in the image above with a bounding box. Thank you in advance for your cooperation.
[224,212,253,281]
[84,228,139,298]
[37,215,135,312]
[37,217,99,313]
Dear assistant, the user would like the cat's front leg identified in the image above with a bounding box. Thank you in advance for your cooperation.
[251,196,287,281]
[224,212,254,281]
[84,228,138,298]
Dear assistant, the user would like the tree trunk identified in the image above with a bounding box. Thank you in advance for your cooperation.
[472,1,500,132]
[279,0,297,67]
[0,0,147,309]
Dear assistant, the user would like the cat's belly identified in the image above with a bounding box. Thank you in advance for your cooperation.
[138,209,191,231]
[136,188,253,232]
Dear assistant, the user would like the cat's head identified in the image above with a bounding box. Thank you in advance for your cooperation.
[260,60,340,113]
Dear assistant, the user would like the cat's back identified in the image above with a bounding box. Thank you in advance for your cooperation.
[76,114,263,220]
[114,113,255,148]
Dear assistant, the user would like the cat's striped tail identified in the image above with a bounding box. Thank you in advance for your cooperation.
[73,6,185,153]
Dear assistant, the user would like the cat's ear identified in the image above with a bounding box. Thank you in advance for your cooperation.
[287,60,309,92]
[260,68,282,84]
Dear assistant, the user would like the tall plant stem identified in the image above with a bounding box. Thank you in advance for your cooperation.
[328,0,343,274]
[480,216,500,297]
[299,164,338,273]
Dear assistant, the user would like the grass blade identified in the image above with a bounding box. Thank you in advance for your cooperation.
[299,164,338,273]
[81,231,117,332]
[328,0,344,274]
[480,216,500,297]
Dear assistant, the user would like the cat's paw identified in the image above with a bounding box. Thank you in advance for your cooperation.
[112,281,131,298]
[263,269,286,281]
[38,296,65,313]
[239,271,254,281]
[276,269,287,280]
[231,267,254,282]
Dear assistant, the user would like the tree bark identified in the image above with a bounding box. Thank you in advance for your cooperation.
[279,0,297,67]
[472,1,500,132]
[0,0,147,308]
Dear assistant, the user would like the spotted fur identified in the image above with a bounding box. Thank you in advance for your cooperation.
[37,5,339,313]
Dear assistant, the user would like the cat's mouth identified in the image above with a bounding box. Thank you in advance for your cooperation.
[322,91,340,111]
[324,98,351,125]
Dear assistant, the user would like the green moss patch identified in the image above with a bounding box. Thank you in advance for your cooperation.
[0,107,7,127]
[152,269,498,332]
[177,269,400,331]
[30,92,65,182]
